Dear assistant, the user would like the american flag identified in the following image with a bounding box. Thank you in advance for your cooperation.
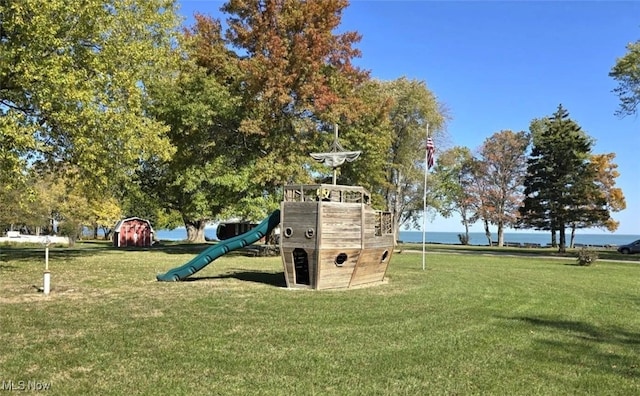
[426,137,435,169]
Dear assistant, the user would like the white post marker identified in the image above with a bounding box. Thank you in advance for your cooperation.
[42,236,51,295]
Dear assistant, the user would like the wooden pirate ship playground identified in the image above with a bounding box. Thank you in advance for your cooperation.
[157,125,395,289]
[279,183,394,289]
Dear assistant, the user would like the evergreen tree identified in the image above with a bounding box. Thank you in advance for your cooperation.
[519,105,608,252]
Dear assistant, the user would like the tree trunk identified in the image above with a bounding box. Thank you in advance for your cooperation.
[392,170,403,247]
[569,225,576,249]
[102,226,112,241]
[558,227,566,253]
[185,219,207,243]
[463,219,470,245]
[483,219,492,246]
[550,228,557,248]
[497,222,504,247]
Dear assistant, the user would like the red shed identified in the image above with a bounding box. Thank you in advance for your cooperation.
[113,217,154,248]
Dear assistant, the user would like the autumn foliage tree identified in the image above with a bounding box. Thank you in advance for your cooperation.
[473,130,530,247]
[565,153,626,247]
[140,1,369,241]
[467,158,494,246]
[581,153,626,232]
[221,0,369,190]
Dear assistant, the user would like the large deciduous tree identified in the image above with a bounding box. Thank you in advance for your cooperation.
[474,130,530,247]
[0,115,31,194]
[590,153,626,231]
[519,105,608,252]
[219,2,450,240]
[332,80,393,208]
[0,0,180,197]
[566,153,626,246]
[0,168,123,242]
[143,14,247,242]
[221,0,368,190]
[467,158,494,246]
[339,78,447,237]
[610,38,640,117]
[431,146,476,244]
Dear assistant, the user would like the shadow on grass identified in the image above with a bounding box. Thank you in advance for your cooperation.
[0,264,17,271]
[515,317,640,344]
[147,242,278,257]
[0,244,119,262]
[504,316,640,378]
[148,243,213,255]
[185,270,287,288]
[0,241,274,262]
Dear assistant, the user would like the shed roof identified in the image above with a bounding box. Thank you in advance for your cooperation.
[113,217,155,233]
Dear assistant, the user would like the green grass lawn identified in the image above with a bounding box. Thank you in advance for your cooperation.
[1,243,638,395]
[398,242,640,263]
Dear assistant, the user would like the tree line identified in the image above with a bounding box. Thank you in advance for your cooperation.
[0,1,636,249]
[433,105,626,253]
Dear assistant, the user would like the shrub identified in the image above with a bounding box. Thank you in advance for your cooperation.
[576,247,598,266]
[58,221,81,247]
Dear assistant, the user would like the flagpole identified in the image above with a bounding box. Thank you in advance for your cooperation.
[422,123,429,271]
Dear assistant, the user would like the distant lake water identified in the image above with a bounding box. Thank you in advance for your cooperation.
[397,231,639,248]
[155,227,639,248]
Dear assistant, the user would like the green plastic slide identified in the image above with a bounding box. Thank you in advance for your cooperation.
[156,210,281,282]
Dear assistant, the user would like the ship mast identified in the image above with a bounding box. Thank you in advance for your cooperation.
[309,124,361,184]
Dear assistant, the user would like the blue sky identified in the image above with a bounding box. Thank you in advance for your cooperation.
[177,1,639,236]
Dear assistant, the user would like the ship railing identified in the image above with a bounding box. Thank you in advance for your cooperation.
[374,211,393,236]
[283,184,371,204]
